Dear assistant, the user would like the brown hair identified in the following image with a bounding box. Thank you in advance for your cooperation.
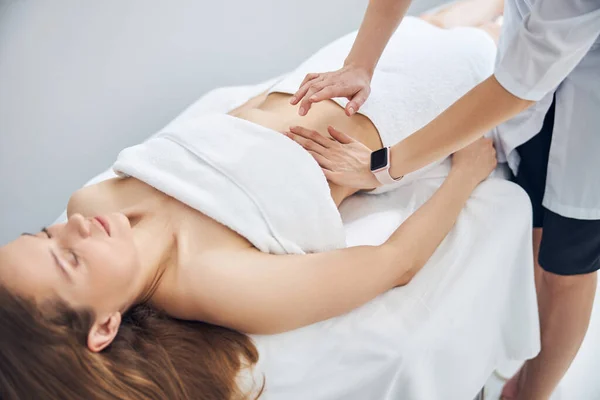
[0,285,264,400]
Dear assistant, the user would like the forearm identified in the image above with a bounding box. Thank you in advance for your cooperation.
[383,170,478,272]
[389,75,532,178]
[345,0,412,73]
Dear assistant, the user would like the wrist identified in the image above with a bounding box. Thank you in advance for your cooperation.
[387,145,404,181]
[343,58,375,78]
[370,147,403,186]
[365,165,383,190]
[448,168,479,191]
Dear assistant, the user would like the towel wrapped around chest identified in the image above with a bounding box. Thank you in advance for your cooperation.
[113,114,346,254]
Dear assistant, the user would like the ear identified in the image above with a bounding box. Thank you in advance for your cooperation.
[87,312,121,353]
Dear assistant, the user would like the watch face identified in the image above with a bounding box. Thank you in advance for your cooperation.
[370,147,388,171]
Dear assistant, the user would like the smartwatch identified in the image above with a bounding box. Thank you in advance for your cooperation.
[370,147,403,185]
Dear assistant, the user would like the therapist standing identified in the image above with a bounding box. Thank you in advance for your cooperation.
[288,0,600,399]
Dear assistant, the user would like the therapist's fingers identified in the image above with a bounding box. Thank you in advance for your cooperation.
[308,151,335,170]
[291,75,322,106]
[300,73,321,89]
[289,126,332,148]
[308,86,343,104]
[346,88,370,116]
[327,126,355,145]
[298,82,329,116]
[285,131,327,155]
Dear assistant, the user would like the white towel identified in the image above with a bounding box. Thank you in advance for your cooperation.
[112,114,346,255]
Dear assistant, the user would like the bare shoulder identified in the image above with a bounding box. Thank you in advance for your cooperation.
[67,178,121,217]
[67,177,165,218]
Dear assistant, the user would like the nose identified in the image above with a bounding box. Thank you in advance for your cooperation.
[66,213,91,239]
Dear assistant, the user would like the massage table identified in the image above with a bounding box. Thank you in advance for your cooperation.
[54,76,540,400]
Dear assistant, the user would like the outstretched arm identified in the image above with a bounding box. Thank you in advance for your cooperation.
[173,139,496,334]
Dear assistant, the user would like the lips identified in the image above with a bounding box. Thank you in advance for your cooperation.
[94,216,111,236]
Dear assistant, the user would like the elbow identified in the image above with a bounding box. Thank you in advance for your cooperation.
[395,267,416,287]
[380,244,419,287]
[491,75,535,112]
[516,97,535,113]
[397,252,431,286]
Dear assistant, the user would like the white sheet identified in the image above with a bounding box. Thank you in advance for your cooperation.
[55,79,540,400]
[255,177,538,400]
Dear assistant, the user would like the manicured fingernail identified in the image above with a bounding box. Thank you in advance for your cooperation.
[348,106,355,115]
[289,96,296,104]
[299,107,305,116]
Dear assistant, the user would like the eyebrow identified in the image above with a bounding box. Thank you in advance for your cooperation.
[21,233,72,282]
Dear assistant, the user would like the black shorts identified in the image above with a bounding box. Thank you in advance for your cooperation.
[512,99,600,276]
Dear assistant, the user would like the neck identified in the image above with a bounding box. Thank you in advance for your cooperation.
[125,206,177,307]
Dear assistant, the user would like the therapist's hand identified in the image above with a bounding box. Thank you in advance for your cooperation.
[285,125,380,190]
[289,64,372,117]
[450,137,497,188]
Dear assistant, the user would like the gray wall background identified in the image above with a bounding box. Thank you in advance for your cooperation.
[2,1,600,397]
[0,0,440,244]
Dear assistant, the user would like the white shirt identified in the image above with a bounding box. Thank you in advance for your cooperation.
[492,0,600,219]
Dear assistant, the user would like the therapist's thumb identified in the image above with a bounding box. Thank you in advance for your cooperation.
[346,88,370,116]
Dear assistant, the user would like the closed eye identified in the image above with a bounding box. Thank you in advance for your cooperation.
[69,250,80,267]
[39,227,79,268]
[20,229,73,282]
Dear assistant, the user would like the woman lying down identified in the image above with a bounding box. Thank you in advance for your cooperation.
[0,14,501,400]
